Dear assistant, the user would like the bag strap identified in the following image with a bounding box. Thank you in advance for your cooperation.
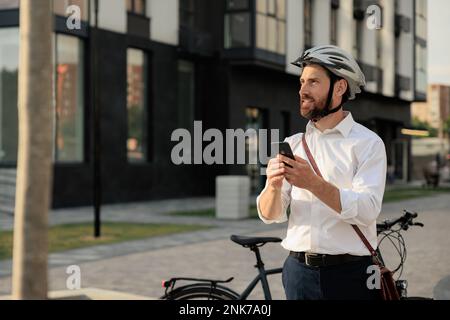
[301,134,381,263]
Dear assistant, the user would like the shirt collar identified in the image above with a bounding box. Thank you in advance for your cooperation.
[306,111,355,138]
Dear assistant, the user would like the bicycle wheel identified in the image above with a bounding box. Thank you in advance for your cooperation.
[161,284,240,300]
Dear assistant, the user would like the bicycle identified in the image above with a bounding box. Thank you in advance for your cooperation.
[160,209,430,300]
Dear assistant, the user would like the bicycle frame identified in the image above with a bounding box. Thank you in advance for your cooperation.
[238,267,283,300]
[235,244,283,300]
[163,210,426,300]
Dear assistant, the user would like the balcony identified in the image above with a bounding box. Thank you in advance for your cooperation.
[127,12,150,39]
[395,14,411,37]
[359,61,383,93]
[222,47,285,70]
[179,26,214,57]
[222,1,286,70]
[395,74,412,96]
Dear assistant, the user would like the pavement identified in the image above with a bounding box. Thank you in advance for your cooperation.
[1,191,450,299]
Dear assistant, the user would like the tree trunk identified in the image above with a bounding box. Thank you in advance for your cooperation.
[12,0,53,300]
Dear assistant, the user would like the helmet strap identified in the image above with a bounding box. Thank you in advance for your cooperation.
[311,72,343,123]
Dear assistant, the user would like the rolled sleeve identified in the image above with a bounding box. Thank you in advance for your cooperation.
[339,188,359,220]
[256,181,290,224]
[256,136,294,224]
[337,139,387,227]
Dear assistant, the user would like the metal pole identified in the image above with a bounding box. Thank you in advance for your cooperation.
[93,0,101,237]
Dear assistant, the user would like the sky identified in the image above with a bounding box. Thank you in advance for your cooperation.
[428,0,450,85]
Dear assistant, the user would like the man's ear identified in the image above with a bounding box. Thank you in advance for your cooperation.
[335,79,348,97]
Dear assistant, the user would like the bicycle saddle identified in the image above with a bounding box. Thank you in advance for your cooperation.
[230,235,282,247]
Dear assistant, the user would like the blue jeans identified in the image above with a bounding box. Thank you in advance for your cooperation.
[282,255,381,300]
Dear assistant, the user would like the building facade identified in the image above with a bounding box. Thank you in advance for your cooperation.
[0,0,428,212]
[410,84,450,180]
[412,84,450,139]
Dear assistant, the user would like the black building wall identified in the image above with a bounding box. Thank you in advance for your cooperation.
[50,29,414,208]
[52,27,231,208]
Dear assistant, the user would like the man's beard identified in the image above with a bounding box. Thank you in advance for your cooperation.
[300,94,328,122]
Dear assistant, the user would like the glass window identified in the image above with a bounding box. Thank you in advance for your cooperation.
[53,0,89,21]
[0,0,19,10]
[277,20,285,54]
[127,0,146,15]
[267,0,276,16]
[256,0,267,14]
[224,12,251,48]
[267,16,277,52]
[255,0,286,54]
[0,28,19,164]
[276,0,285,20]
[256,14,267,49]
[330,6,338,45]
[415,44,427,93]
[55,34,85,163]
[414,0,427,94]
[134,0,146,14]
[177,60,195,131]
[179,0,195,28]
[304,0,312,47]
[127,48,148,162]
[226,0,249,11]
[126,0,132,11]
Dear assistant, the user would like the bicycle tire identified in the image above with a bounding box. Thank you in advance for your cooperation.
[161,284,240,300]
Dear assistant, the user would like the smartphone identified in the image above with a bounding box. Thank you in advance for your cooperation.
[271,142,295,168]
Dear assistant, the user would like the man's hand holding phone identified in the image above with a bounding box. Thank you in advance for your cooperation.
[266,156,286,191]
[268,142,319,191]
[266,142,295,191]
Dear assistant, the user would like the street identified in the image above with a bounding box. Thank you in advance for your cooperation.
[1,193,449,299]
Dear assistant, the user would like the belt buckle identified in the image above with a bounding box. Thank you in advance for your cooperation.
[305,253,322,267]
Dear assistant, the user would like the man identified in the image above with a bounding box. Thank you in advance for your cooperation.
[257,45,387,300]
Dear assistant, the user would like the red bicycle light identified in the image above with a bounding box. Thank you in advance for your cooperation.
[162,280,172,288]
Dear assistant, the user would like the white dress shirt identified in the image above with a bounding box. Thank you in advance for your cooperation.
[256,111,387,256]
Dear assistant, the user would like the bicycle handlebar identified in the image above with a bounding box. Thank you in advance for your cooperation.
[376,209,423,233]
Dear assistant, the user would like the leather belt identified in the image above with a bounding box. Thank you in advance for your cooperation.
[289,251,370,268]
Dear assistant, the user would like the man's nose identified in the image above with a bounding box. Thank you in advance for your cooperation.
[299,84,308,96]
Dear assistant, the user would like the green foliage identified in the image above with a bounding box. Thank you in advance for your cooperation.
[411,117,437,137]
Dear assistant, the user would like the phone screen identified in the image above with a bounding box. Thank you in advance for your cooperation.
[271,142,295,168]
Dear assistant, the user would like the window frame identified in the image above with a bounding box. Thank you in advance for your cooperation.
[0,26,19,166]
[53,32,87,164]
[255,0,286,54]
[179,0,195,29]
[127,0,147,16]
[304,0,313,48]
[330,4,338,45]
[177,59,196,132]
[126,47,151,164]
